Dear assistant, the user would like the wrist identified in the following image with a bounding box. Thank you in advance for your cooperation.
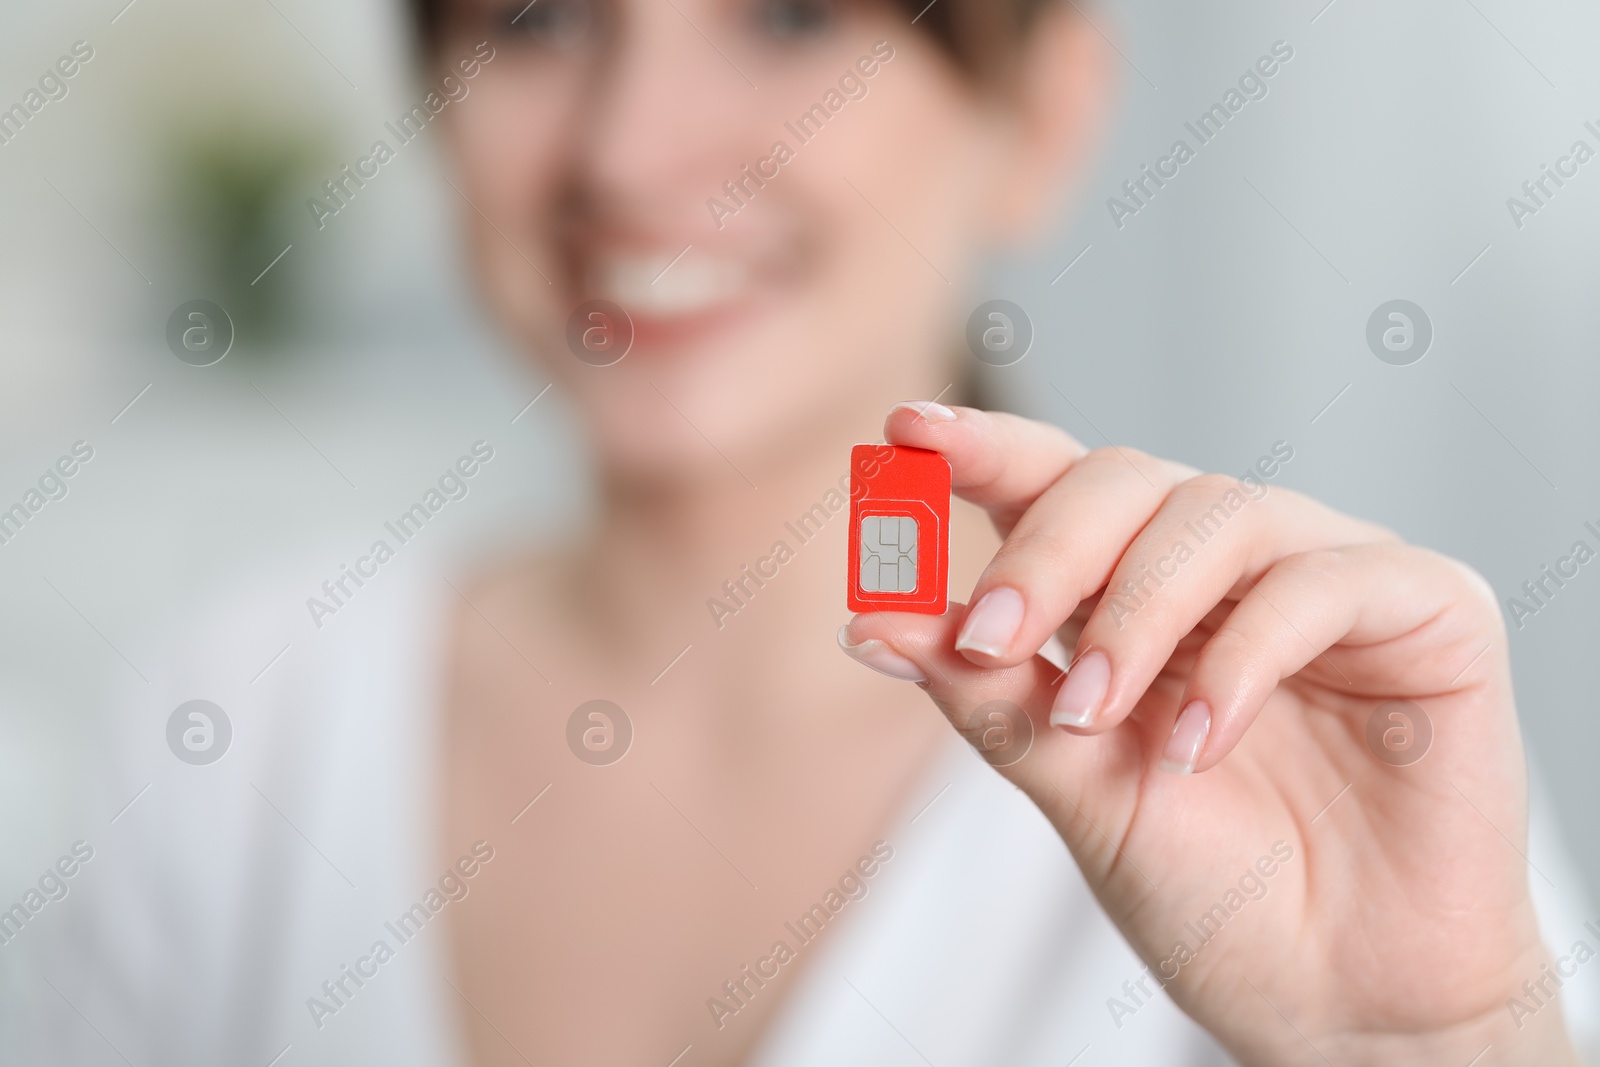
[1322,1008,1581,1067]
[1313,954,1583,1067]
[1228,946,1584,1067]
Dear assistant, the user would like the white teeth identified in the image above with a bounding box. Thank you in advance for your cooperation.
[594,252,747,315]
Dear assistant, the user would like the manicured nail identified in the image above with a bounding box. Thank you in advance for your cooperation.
[1050,649,1110,729]
[892,400,957,423]
[1160,700,1212,774]
[954,587,1025,658]
[837,625,927,682]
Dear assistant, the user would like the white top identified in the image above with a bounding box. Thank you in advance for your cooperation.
[10,558,1598,1066]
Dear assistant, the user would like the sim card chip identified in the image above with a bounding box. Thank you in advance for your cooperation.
[859,515,919,593]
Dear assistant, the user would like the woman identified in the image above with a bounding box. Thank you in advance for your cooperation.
[27,0,1593,1064]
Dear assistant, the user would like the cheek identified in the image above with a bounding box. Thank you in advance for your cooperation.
[790,76,993,367]
[446,73,586,334]
[814,54,991,271]
[450,85,569,232]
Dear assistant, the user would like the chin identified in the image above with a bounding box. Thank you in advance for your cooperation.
[588,417,751,491]
[545,304,839,478]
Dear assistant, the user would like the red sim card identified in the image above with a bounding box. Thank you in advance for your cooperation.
[847,444,951,615]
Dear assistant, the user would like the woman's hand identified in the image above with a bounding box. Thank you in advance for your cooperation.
[839,403,1580,1067]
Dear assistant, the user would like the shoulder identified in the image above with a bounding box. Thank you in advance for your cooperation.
[437,539,584,674]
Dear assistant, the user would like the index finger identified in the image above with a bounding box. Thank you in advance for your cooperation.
[885,402,1089,534]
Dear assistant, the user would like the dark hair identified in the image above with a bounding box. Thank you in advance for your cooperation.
[407,0,1054,80]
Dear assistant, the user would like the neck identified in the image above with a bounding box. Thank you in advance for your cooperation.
[582,434,854,619]
[565,367,966,679]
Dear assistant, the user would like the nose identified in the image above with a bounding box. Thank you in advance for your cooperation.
[572,0,766,227]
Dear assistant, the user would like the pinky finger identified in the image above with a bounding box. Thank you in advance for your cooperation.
[1165,544,1457,774]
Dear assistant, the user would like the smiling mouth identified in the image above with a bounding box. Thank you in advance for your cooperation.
[560,203,814,351]
[587,249,751,318]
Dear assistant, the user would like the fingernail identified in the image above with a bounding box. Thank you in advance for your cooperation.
[1160,700,1212,774]
[892,400,957,423]
[837,625,927,683]
[1050,649,1110,729]
[954,587,1025,658]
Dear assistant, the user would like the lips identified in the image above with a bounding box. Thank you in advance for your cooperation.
[566,239,790,353]
[555,194,816,354]
[588,249,750,317]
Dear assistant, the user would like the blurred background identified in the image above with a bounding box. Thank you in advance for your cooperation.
[1,0,1597,1050]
